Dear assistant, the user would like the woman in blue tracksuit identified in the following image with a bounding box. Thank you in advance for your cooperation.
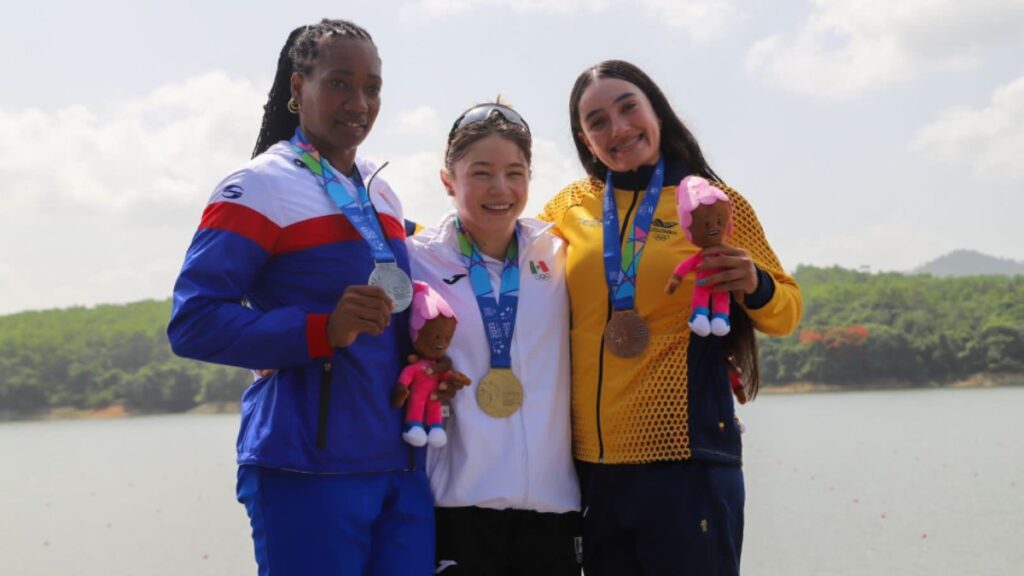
[168,19,462,576]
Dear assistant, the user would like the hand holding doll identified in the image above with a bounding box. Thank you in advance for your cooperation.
[666,176,734,337]
[403,354,471,403]
[393,282,458,448]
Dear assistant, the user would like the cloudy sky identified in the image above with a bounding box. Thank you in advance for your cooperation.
[1,0,1021,315]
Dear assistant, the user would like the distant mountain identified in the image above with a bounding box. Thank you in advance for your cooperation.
[914,250,1024,277]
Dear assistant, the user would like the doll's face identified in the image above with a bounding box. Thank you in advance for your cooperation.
[413,316,457,360]
[688,201,731,248]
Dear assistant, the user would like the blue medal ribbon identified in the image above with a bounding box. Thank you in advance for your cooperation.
[454,218,520,369]
[602,157,665,311]
[289,128,396,264]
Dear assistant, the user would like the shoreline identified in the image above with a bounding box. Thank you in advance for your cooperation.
[761,372,1024,395]
[3,373,1023,422]
[0,401,241,423]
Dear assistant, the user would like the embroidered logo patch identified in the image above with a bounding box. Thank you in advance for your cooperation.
[220,184,244,199]
[529,260,551,280]
[651,218,679,241]
[436,559,459,573]
[442,273,467,285]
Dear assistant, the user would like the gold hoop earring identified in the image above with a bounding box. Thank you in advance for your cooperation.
[287,97,300,114]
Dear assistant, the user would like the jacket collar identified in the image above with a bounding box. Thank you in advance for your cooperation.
[609,155,691,191]
[424,211,554,257]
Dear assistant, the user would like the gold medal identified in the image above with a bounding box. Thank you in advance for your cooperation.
[476,368,524,418]
[604,310,649,358]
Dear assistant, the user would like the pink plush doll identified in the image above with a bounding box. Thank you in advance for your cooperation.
[392,281,458,448]
[665,176,734,337]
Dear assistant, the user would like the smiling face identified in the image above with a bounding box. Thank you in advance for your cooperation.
[576,77,662,173]
[442,134,529,241]
[688,201,731,248]
[291,37,381,171]
[413,315,457,361]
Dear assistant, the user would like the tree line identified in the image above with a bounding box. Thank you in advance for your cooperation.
[759,266,1024,384]
[0,300,249,416]
[1,267,1022,417]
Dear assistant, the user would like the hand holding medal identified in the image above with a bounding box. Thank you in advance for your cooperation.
[291,129,414,313]
[327,285,395,347]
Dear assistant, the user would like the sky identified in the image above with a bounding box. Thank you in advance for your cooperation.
[1,0,1022,315]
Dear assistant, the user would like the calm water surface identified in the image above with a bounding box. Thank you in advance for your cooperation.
[2,387,1022,575]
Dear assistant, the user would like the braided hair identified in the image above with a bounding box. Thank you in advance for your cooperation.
[252,19,375,158]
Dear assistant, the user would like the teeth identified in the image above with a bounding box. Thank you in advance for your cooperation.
[484,204,513,210]
[613,135,642,152]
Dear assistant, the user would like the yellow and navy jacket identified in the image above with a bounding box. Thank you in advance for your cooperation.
[539,159,802,465]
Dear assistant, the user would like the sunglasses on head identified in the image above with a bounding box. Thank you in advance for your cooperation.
[447,104,531,144]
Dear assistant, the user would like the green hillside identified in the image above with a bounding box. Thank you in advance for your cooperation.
[0,300,249,418]
[760,266,1024,384]
[1,266,1022,419]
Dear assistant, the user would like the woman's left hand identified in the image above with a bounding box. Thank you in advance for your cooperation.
[433,370,471,402]
[407,354,472,402]
[697,245,759,300]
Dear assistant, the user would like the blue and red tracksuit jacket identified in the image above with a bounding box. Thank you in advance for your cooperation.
[168,141,422,474]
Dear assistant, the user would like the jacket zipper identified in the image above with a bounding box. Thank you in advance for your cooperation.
[370,201,418,470]
[596,184,641,462]
[316,362,332,449]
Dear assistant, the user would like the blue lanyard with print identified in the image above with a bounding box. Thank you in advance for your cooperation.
[602,157,665,311]
[289,128,395,264]
[454,218,521,369]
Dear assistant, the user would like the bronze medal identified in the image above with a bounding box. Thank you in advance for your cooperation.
[476,368,524,418]
[604,310,649,358]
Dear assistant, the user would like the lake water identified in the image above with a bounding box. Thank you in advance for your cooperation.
[2,387,1022,576]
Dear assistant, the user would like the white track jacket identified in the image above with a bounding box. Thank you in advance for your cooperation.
[407,213,580,513]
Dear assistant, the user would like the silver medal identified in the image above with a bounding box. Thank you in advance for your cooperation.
[368,262,413,313]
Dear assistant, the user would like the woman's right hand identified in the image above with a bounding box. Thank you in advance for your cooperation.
[665,274,684,295]
[327,285,394,347]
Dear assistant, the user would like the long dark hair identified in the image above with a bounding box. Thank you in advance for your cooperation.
[728,302,760,401]
[252,19,375,158]
[568,60,721,183]
[569,59,760,401]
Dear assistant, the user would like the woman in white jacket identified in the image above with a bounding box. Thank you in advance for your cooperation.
[406,102,581,575]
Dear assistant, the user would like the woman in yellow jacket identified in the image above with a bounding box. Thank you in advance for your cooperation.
[539,60,803,575]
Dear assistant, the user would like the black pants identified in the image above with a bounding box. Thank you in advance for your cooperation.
[577,459,745,576]
[435,506,582,576]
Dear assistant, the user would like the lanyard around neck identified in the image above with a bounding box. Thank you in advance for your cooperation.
[602,157,665,311]
[289,128,395,264]
[454,218,520,369]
